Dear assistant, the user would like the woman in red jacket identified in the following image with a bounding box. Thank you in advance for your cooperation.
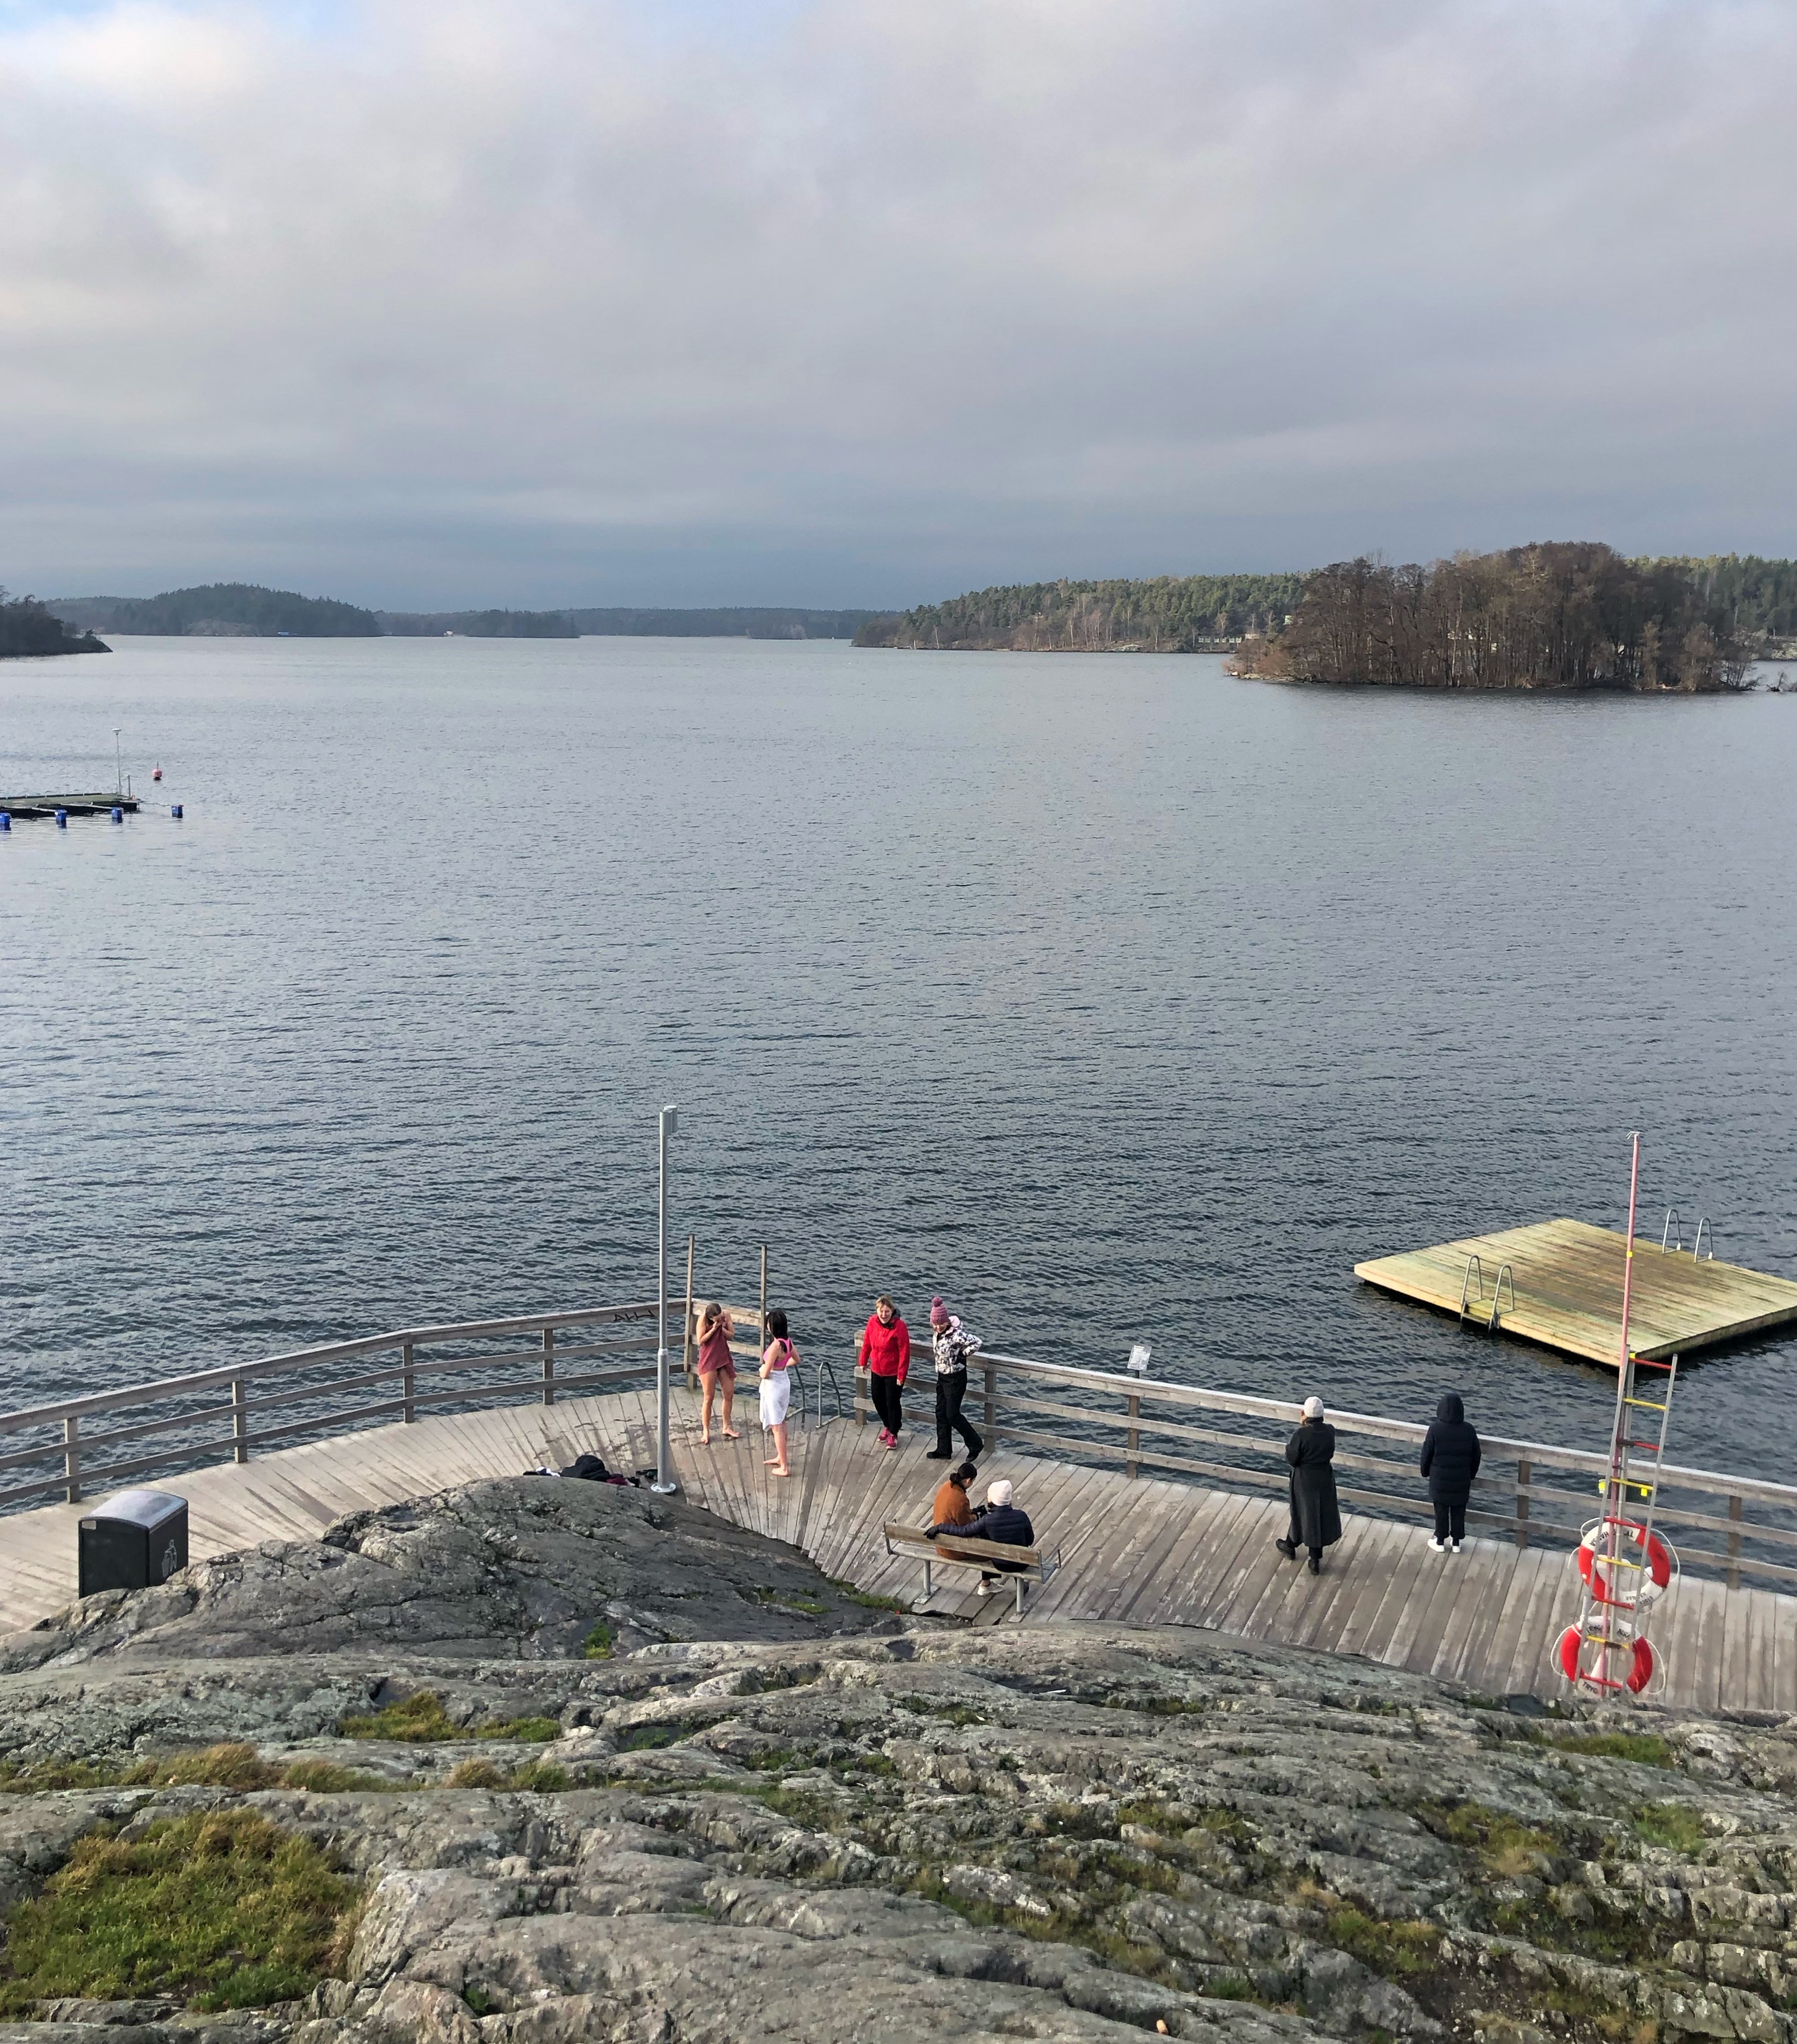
[858,1295,909,1448]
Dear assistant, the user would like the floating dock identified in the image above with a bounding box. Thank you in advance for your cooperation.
[0,791,140,819]
[1356,1217,1797,1366]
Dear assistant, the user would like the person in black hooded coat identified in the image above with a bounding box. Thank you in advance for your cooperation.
[1276,1396,1341,1574]
[1419,1391,1480,1551]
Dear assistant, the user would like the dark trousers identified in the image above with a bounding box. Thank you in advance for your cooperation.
[1433,1498,1467,1543]
[1284,1509,1322,1562]
[869,1372,903,1435]
[935,1371,983,1457]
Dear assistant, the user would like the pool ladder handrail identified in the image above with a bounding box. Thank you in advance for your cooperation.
[1660,1209,1714,1260]
[1458,1254,1516,1333]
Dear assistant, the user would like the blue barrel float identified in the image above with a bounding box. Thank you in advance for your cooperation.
[0,812,10,833]
[111,806,122,823]
[171,804,184,818]
[55,808,67,828]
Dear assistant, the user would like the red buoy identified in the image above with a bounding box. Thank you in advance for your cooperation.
[152,766,163,782]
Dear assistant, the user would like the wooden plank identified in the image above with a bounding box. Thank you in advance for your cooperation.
[1505,1550,1577,1700]
[1118,1482,1240,1625]
[1174,1492,1265,1627]
[1448,1544,1534,1693]
[1430,1542,1506,1682]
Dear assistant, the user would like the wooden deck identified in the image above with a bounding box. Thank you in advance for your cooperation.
[1356,1217,1797,1366]
[1,1388,1792,1715]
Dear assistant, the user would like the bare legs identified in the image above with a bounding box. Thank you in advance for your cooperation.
[699,1372,739,1444]
[764,1419,790,1476]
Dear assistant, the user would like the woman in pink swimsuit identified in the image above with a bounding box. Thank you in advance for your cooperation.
[695,1301,739,1444]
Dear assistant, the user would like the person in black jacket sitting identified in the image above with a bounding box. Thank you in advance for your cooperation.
[1420,1391,1481,1553]
[966,1478,1034,1598]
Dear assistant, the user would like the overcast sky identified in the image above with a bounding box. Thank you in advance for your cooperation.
[2,0,1794,609]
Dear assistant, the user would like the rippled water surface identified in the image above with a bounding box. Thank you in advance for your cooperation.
[4,635,1796,1475]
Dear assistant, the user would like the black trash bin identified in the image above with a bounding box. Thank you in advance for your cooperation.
[78,1488,190,1596]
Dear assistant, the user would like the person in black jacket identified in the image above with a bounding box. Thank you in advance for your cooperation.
[967,1478,1035,1598]
[1276,1396,1342,1574]
[1420,1391,1480,1552]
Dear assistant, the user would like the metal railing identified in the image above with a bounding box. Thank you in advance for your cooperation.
[0,1301,671,1512]
[853,1351,1797,1591]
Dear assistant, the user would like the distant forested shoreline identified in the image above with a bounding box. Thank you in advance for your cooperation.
[1232,544,1756,691]
[0,591,108,659]
[856,552,1797,679]
[51,584,379,637]
[853,574,1307,651]
[44,587,882,642]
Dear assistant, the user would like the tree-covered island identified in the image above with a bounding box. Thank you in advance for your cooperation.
[0,590,108,658]
[1232,544,1752,690]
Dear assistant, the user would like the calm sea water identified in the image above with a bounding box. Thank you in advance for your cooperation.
[4,635,1796,1478]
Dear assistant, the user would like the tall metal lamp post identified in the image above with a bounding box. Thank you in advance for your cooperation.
[651,1104,679,1495]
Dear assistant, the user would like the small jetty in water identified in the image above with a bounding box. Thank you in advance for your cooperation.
[1356,1216,1797,1365]
[0,790,140,819]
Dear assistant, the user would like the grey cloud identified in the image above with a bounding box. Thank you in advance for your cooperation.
[1,0,1794,606]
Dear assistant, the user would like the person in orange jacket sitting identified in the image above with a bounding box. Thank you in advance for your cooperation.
[926,1459,979,1555]
[858,1295,909,1448]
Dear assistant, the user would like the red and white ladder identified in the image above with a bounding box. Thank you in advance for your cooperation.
[1556,1133,1680,1699]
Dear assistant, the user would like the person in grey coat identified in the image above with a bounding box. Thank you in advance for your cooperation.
[1276,1396,1342,1574]
[1419,1391,1481,1553]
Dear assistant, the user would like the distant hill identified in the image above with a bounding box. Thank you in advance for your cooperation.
[1,590,108,659]
[854,575,1309,651]
[49,584,380,637]
[379,609,579,638]
[565,606,882,639]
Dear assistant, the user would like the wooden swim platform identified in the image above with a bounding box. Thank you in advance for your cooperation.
[1355,1217,1797,1366]
[0,791,140,819]
[1,1385,1792,1715]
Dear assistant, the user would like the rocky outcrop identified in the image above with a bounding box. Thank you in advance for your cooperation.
[2,1480,1795,2044]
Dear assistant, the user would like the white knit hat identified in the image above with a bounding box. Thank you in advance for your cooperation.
[1303,1396,1325,1419]
[986,1478,1013,1507]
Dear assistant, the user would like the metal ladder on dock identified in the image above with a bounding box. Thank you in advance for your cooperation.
[1458,1254,1516,1334]
[1660,1208,1716,1260]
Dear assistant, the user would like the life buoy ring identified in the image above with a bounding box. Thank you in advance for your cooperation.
[1577,1520,1675,1605]
[1628,1637,1656,1694]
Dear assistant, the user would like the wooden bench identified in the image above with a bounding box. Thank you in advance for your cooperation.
[883,1522,1060,1618]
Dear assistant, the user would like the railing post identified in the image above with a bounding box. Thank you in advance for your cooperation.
[63,1416,81,1504]
[402,1342,415,1424]
[1515,1457,1530,1551]
[1126,1391,1140,1479]
[232,1379,249,1464]
[1727,1493,1743,1590]
[983,1363,997,1448]
[541,1327,556,1407]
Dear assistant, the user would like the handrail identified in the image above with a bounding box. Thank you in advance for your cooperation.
[0,1299,681,1510]
[1457,1253,1484,1321]
[1692,1216,1714,1261]
[1488,1262,1517,1333]
[1662,1208,1682,1253]
[0,1301,667,1437]
[849,1346,1797,1588]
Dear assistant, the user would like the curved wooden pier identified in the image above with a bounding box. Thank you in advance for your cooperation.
[1,1381,1791,1716]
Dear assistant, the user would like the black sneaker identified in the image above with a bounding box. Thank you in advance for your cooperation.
[925,1449,952,1460]
[1308,1555,1322,1575]
[1275,1538,1296,1561]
